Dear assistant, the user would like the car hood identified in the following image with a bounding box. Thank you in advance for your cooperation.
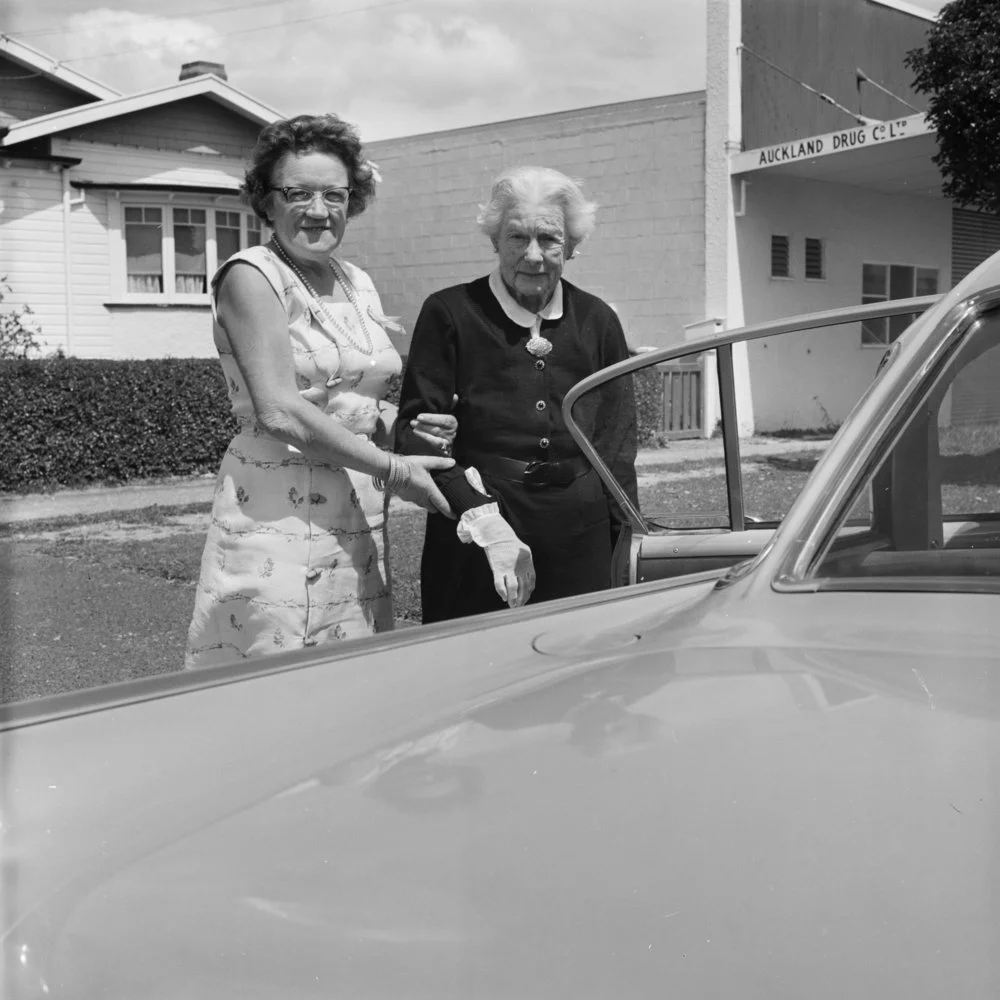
[3,580,999,998]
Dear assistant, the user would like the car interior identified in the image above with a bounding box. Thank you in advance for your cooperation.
[814,312,1000,588]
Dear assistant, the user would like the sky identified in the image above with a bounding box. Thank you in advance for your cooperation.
[2,0,949,142]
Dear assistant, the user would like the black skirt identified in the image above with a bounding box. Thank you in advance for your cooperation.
[420,467,612,624]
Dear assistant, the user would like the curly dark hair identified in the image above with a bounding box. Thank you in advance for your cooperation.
[243,113,378,222]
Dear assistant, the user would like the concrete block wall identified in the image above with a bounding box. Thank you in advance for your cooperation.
[346,93,707,354]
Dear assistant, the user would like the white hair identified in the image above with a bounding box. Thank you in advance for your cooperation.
[476,166,597,255]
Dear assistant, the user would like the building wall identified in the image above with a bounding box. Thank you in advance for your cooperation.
[0,164,69,351]
[2,138,250,358]
[53,138,247,189]
[66,97,262,158]
[0,169,217,358]
[741,0,931,148]
[347,94,707,355]
[66,185,112,355]
[737,172,951,430]
[107,305,213,358]
[0,55,96,122]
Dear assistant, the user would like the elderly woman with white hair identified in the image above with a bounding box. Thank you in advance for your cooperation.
[396,165,638,623]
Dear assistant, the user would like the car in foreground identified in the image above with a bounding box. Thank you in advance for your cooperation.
[3,254,1000,998]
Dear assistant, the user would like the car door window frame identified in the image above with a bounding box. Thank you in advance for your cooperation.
[563,294,941,539]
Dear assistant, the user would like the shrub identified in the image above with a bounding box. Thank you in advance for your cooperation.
[0,277,43,360]
[1,358,235,493]
[632,368,664,446]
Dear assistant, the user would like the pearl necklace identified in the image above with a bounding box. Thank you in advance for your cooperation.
[270,239,375,358]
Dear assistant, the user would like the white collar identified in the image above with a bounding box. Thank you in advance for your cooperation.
[488,268,563,331]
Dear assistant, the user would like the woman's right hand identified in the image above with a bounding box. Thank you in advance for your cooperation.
[396,455,456,517]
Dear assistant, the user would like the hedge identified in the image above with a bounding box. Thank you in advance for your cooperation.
[1,358,666,494]
[632,368,663,447]
[1,358,236,493]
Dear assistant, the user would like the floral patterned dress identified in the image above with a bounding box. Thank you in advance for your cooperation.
[185,245,402,668]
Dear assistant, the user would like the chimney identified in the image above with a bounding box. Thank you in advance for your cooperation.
[179,61,227,81]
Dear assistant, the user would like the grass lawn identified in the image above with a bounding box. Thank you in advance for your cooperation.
[11,455,825,623]
[14,442,1000,603]
[2,503,431,702]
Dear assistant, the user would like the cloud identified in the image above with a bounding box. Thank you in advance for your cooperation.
[369,13,526,106]
[58,8,224,89]
[234,0,706,138]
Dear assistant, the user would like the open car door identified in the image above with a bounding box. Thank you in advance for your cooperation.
[564,296,940,588]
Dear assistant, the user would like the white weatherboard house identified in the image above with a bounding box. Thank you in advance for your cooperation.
[0,35,280,358]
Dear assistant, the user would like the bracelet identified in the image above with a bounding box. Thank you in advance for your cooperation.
[371,454,391,492]
[372,453,412,495]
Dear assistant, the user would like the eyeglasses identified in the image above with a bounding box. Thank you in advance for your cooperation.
[270,186,352,209]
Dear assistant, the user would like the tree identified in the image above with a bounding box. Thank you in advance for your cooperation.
[906,0,1000,215]
[0,277,42,360]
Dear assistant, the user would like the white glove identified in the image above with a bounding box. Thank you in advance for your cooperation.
[457,491,536,609]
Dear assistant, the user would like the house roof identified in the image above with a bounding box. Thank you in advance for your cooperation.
[0,72,283,147]
[0,33,121,102]
[867,0,937,23]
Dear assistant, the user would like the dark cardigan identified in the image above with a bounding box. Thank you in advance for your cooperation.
[397,275,638,622]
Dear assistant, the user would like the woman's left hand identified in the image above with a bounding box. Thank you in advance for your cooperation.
[410,411,457,455]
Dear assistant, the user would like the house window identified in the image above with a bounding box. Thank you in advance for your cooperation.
[771,235,790,278]
[174,208,207,294]
[124,207,164,293]
[805,237,824,279]
[118,200,264,302]
[216,210,242,263]
[861,263,939,347]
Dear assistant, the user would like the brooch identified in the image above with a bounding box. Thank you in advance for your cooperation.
[526,336,553,357]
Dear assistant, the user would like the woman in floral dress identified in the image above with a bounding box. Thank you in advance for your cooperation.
[185,114,455,668]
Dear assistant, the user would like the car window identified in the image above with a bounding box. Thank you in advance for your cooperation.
[810,311,1000,591]
[571,322,902,536]
[569,350,732,531]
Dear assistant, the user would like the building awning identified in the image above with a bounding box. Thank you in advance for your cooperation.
[730,113,942,199]
[1,152,83,169]
[70,181,242,196]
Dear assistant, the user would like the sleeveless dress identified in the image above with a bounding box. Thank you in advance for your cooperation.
[185,245,403,668]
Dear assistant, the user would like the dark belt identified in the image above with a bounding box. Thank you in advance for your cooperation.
[462,451,591,487]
